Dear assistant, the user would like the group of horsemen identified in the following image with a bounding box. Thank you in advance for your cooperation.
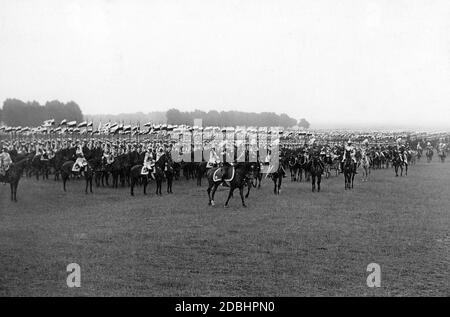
[0,135,448,180]
[0,139,170,179]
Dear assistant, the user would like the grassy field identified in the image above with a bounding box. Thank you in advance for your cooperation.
[0,159,449,296]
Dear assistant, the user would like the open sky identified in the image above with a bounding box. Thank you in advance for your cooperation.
[0,0,449,129]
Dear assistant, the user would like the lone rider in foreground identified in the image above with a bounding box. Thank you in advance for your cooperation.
[207,146,220,168]
[341,139,357,174]
[308,139,325,173]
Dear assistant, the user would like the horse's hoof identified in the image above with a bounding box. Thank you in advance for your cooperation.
[242,204,247,208]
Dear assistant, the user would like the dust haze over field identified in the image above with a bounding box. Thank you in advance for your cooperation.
[0,160,448,296]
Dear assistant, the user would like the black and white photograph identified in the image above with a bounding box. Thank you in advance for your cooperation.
[0,0,449,300]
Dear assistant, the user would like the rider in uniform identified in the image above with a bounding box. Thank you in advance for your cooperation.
[73,142,87,174]
[308,138,325,173]
[0,145,13,182]
[341,139,357,173]
[207,146,220,168]
[142,145,153,176]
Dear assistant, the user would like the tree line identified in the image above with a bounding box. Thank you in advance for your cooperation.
[0,99,83,127]
[166,109,309,128]
[0,100,310,129]
[86,111,166,126]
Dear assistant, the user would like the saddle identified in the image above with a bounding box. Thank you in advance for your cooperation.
[141,166,149,175]
[212,165,235,183]
[72,161,87,172]
[0,167,8,176]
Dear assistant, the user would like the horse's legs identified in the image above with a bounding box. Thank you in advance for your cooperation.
[14,182,18,202]
[167,177,171,193]
[63,175,67,191]
[10,183,14,201]
[224,187,235,207]
[207,185,212,205]
[245,184,250,198]
[210,183,219,206]
[145,177,149,195]
[311,175,315,192]
[239,186,247,207]
[158,179,162,195]
[278,176,282,194]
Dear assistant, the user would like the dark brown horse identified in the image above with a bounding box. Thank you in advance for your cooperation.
[308,155,324,192]
[165,155,175,194]
[269,159,286,195]
[129,164,149,196]
[392,151,406,177]
[426,148,433,163]
[207,162,257,208]
[0,157,28,202]
[60,160,94,193]
[342,155,356,190]
[154,154,168,196]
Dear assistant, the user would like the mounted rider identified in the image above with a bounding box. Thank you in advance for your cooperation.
[361,139,370,162]
[103,145,115,165]
[0,144,13,179]
[341,139,357,173]
[141,145,153,177]
[308,138,325,172]
[207,146,220,168]
[395,138,407,163]
[72,142,87,173]
[438,138,447,154]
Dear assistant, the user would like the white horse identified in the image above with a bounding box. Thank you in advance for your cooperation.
[360,151,371,182]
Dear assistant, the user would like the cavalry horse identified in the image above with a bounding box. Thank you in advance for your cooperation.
[392,151,406,177]
[30,154,50,180]
[154,154,168,196]
[426,148,433,163]
[438,148,446,163]
[360,151,371,182]
[307,155,324,192]
[130,163,149,196]
[416,148,422,162]
[0,157,29,202]
[129,153,169,196]
[60,159,95,193]
[268,159,286,195]
[207,162,257,208]
[164,155,175,194]
[288,155,299,181]
[342,153,356,190]
[195,161,208,186]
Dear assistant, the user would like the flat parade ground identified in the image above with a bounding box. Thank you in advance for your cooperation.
[0,160,448,296]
